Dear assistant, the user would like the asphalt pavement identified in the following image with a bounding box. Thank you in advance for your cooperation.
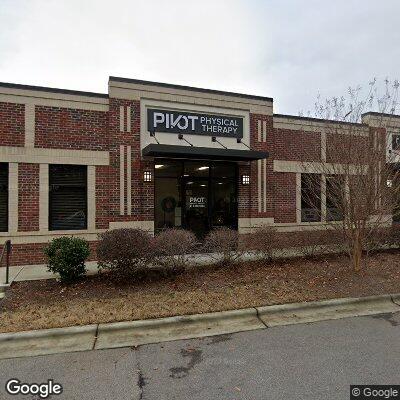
[0,312,399,400]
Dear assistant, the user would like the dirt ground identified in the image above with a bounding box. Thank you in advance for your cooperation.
[1,250,400,333]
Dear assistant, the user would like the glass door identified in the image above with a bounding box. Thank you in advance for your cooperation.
[183,179,209,239]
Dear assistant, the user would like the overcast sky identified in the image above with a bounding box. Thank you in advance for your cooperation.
[1,0,399,114]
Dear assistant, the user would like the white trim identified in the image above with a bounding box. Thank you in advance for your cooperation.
[257,119,261,142]
[321,174,326,223]
[0,146,109,166]
[39,164,49,232]
[126,106,131,132]
[109,220,154,233]
[119,145,125,215]
[87,166,96,231]
[24,103,35,148]
[263,159,267,212]
[274,115,369,136]
[321,131,326,162]
[262,120,267,142]
[8,163,18,234]
[274,160,367,175]
[109,81,272,115]
[126,146,132,215]
[0,87,108,112]
[0,230,105,244]
[257,159,262,213]
[119,106,124,132]
[296,173,301,224]
[238,217,274,234]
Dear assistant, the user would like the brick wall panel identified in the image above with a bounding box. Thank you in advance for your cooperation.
[35,106,108,150]
[18,163,40,231]
[0,102,25,146]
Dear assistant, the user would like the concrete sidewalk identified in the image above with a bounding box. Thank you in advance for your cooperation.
[0,261,99,283]
[0,245,340,284]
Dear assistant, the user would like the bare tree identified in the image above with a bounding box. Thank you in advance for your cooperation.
[296,79,400,271]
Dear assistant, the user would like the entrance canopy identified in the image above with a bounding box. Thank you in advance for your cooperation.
[142,144,268,162]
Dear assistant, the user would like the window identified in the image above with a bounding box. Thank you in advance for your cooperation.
[49,165,87,231]
[0,163,8,232]
[392,134,400,151]
[301,174,321,222]
[154,159,237,235]
[326,175,344,221]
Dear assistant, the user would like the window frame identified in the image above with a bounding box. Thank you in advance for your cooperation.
[300,173,322,223]
[48,164,88,231]
[0,163,8,233]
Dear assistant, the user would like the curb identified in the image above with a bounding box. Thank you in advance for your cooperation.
[257,294,400,327]
[0,294,399,360]
[0,324,97,360]
[95,308,264,349]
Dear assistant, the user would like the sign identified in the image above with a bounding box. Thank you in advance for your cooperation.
[147,108,243,138]
[188,196,207,208]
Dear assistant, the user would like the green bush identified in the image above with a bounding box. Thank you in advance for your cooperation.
[44,236,90,283]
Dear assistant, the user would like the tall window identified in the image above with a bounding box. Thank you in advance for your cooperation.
[301,173,321,222]
[49,165,87,231]
[392,134,400,151]
[0,163,8,232]
[326,175,344,221]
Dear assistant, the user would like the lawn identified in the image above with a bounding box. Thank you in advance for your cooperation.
[1,250,400,333]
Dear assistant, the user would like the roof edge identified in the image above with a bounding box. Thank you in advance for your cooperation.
[0,81,109,99]
[109,76,273,102]
[274,113,366,127]
[362,111,400,119]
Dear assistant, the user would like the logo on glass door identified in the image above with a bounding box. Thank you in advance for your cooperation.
[188,196,207,208]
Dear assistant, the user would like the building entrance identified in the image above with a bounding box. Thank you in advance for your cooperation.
[154,159,237,238]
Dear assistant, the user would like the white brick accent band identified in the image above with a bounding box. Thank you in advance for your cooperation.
[8,163,18,234]
[39,164,49,232]
[119,145,125,215]
[24,103,35,148]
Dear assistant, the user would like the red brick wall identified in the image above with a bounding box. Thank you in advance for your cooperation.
[10,241,98,266]
[326,131,370,163]
[107,99,154,223]
[0,102,25,146]
[95,165,110,229]
[275,128,321,161]
[246,114,274,219]
[35,106,108,150]
[1,88,393,267]
[18,163,40,231]
[274,172,297,223]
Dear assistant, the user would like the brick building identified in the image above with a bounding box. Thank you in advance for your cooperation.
[0,77,397,266]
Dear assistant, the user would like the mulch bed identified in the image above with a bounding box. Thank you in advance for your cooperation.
[1,250,400,333]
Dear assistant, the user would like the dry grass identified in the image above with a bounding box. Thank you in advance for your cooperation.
[1,250,400,333]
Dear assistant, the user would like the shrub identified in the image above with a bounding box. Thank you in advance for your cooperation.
[153,228,197,272]
[203,227,241,266]
[294,229,345,259]
[45,236,90,283]
[243,225,277,262]
[97,228,154,280]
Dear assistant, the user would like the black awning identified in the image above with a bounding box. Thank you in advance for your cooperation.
[142,144,268,161]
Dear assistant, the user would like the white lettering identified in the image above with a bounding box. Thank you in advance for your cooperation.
[170,114,182,128]
[153,112,165,128]
[6,379,19,394]
[177,116,189,130]
[187,115,198,130]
